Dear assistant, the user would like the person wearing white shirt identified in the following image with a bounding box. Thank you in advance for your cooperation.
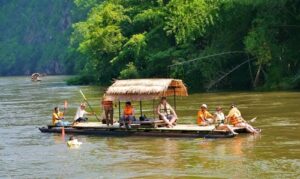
[214,106,238,135]
[73,103,94,124]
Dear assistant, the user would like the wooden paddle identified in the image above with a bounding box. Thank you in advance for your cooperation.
[62,100,68,140]
[79,89,100,122]
[63,100,68,114]
[249,117,257,123]
[241,117,256,123]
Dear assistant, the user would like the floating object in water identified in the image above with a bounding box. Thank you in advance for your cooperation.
[67,136,82,147]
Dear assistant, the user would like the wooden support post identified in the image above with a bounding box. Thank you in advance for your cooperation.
[173,87,176,111]
[153,99,155,119]
[118,100,121,120]
[140,100,142,116]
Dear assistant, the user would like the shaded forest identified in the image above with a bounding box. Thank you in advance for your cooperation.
[1,0,300,91]
[0,0,75,75]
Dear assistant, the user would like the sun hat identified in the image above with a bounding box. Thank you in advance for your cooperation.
[201,104,208,109]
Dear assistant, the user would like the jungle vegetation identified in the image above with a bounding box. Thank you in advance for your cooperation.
[1,0,300,91]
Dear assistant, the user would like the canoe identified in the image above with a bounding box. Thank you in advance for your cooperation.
[39,123,237,139]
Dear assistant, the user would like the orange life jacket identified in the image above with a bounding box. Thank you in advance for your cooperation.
[229,116,240,125]
[227,107,242,125]
[197,110,213,125]
[124,106,133,116]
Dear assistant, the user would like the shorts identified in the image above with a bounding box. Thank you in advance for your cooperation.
[75,117,88,123]
[161,114,174,121]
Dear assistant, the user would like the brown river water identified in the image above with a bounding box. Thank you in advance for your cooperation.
[0,76,299,178]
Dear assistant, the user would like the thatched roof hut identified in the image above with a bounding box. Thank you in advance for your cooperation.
[105,79,188,101]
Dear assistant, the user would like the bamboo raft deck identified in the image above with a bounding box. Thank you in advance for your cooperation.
[39,122,249,138]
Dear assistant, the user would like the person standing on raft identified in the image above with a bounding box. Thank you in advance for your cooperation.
[101,95,114,126]
[157,97,178,128]
[226,104,259,134]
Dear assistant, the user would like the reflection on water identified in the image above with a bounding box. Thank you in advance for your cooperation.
[0,76,299,178]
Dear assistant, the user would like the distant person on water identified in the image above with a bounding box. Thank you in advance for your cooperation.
[102,96,114,126]
[120,101,135,129]
[213,106,238,135]
[226,104,259,134]
[52,107,70,126]
[73,103,94,125]
[197,104,213,126]
[157,97,178,128]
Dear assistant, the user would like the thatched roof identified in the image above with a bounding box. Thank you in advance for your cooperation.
[105,79,188,101]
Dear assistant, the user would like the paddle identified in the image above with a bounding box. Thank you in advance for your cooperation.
[242,117,256,123]
[62,100,68,140]
[249,117,257,123]
[79,89,100,122]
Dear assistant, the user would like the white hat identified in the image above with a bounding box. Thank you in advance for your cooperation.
[201,104,208,109]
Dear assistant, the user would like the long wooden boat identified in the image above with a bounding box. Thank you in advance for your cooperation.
[38,122,244,138]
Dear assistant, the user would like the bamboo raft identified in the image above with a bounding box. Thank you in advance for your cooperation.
[39,78,258,139]
[38,122,250,138]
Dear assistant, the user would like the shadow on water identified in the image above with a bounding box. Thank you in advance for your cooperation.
[0,76,299,178]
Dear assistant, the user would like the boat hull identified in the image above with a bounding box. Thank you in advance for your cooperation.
[39,126,235,139]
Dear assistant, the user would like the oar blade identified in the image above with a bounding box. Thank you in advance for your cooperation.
[249,117,257,123]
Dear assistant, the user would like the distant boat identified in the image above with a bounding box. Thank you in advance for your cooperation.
[31,73,42,81]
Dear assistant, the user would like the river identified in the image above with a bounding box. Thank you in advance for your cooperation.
[0,76,299,178]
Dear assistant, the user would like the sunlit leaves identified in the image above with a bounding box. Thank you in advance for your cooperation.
[119,62,139,79]
[164,0,219,44]
[72,2,128,55]
[133,8,165,26]
[124,33,147,57]
[244,27,272,65]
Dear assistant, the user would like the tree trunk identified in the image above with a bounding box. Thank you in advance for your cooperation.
[253,64,262,88]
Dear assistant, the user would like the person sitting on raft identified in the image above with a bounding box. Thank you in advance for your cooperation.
[73,103,94,125]
[52,107,70,126]
[197,104,214,126]
[157,97,178,128]
[226,104,259,134]
[213,106,238,135]
[120,101,135,129]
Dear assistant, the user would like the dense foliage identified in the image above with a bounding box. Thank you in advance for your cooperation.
[69,0,300,90]
[1,0,299,91]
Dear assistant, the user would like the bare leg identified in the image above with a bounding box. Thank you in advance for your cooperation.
[236,123,258,134]
[226,125,238,135]
[245,123,258,134]
[109,109,114,125]
[217,125,238,135]
[169,116,177,126]
[105,110,109,126]
[161,115,173,128]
